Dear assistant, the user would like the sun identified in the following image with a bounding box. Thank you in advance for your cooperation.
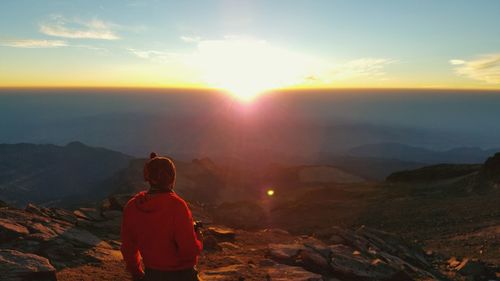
[186,37,322,101]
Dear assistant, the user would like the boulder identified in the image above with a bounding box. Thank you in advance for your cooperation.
[55,227,111,248]
[73,208,103,221]
[329,244,399,280]
[107,194,133,211]
[206,226,236,241]
[268,243,305,263]
[0,249,56,281]
[25,204,77,224]
[0,218,29,241]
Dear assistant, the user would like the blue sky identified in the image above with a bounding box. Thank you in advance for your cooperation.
[0,0,499,92]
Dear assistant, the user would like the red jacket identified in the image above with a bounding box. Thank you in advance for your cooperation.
[120,191,203,277]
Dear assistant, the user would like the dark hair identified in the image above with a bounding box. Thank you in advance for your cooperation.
[143,152,176,189]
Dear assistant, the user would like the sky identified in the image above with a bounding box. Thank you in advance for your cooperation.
[0,0,499,96]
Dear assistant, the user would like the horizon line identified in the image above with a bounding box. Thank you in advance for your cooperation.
[0,85,499,93]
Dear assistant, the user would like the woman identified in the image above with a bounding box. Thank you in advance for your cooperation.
[121,153,203,281]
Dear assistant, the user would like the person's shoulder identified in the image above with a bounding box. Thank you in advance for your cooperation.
[168,192,189,208]
[123,191,147,210]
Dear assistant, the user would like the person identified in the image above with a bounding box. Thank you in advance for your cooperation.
[121,153,203,281]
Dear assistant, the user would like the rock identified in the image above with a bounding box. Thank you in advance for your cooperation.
[356,226,430,268]
[261,228,290,235]
[82,246,123,262]
[207,226,236,241]
[101,210,122,219]
[0,218,29,241]
[38,238,77,266]
[219,242,240,250]
[329,244,395,279]
[266,264,322,281]
[25,203,46,217]
[11,240,41,254]
[89,216,122,232]
[203,235,222,251]
[55,227,111,248]
[313,226,355,245]
[448,256,461,268]
[74,208,103,221]
[0,200,9,208]
[0,249,56,281]
[298,248,330,273]
[200,264,246,280]
[26,222,57,241]
[259,259,276,267]
[25,204,77,225]
[107,194,133,211]
[268,243,305,262]
[455,258,488,277]
[329,234,346,245]
[481,152,500,182]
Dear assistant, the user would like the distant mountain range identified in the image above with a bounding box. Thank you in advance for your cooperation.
[348,142,499,164]
[1,140,498,207]
[0,142,131,207]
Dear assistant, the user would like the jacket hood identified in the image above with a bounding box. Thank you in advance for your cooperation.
[132,191,174,213]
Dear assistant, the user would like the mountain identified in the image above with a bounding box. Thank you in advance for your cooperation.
[348,142,499,164]
[0,142,132,207]
[314,154,426,180]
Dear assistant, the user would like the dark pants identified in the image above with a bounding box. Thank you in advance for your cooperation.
[144,268,201,281]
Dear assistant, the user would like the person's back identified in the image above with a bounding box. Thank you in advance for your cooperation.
[121,153,203,281]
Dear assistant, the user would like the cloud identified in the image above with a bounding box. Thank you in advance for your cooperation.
[449,59,465,65]
[180,36,201,43]
[451,54,500,84]
[127,48,178,62]
[40,15,119,40]
[127,36,394,93]
[0,39,67,48]
[331,58,395,80]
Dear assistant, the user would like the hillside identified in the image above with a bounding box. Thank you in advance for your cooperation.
[349,143,498,164]
[0,142,131,207]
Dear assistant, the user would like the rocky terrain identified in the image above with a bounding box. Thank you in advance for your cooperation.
[0,146,499,280]
[1,196,498,281]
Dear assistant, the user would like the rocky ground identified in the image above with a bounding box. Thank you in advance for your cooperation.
[2,154,500,281]
[1,197,498,281]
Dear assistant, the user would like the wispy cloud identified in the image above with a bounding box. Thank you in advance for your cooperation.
[127,48,179,62]
[127,36,395,92]
[451,54,500,84]
[40,15,120,40]
[0,39,67,48]
[333,58,395,80]
[449,59,465,65]
[180,36,201,43]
